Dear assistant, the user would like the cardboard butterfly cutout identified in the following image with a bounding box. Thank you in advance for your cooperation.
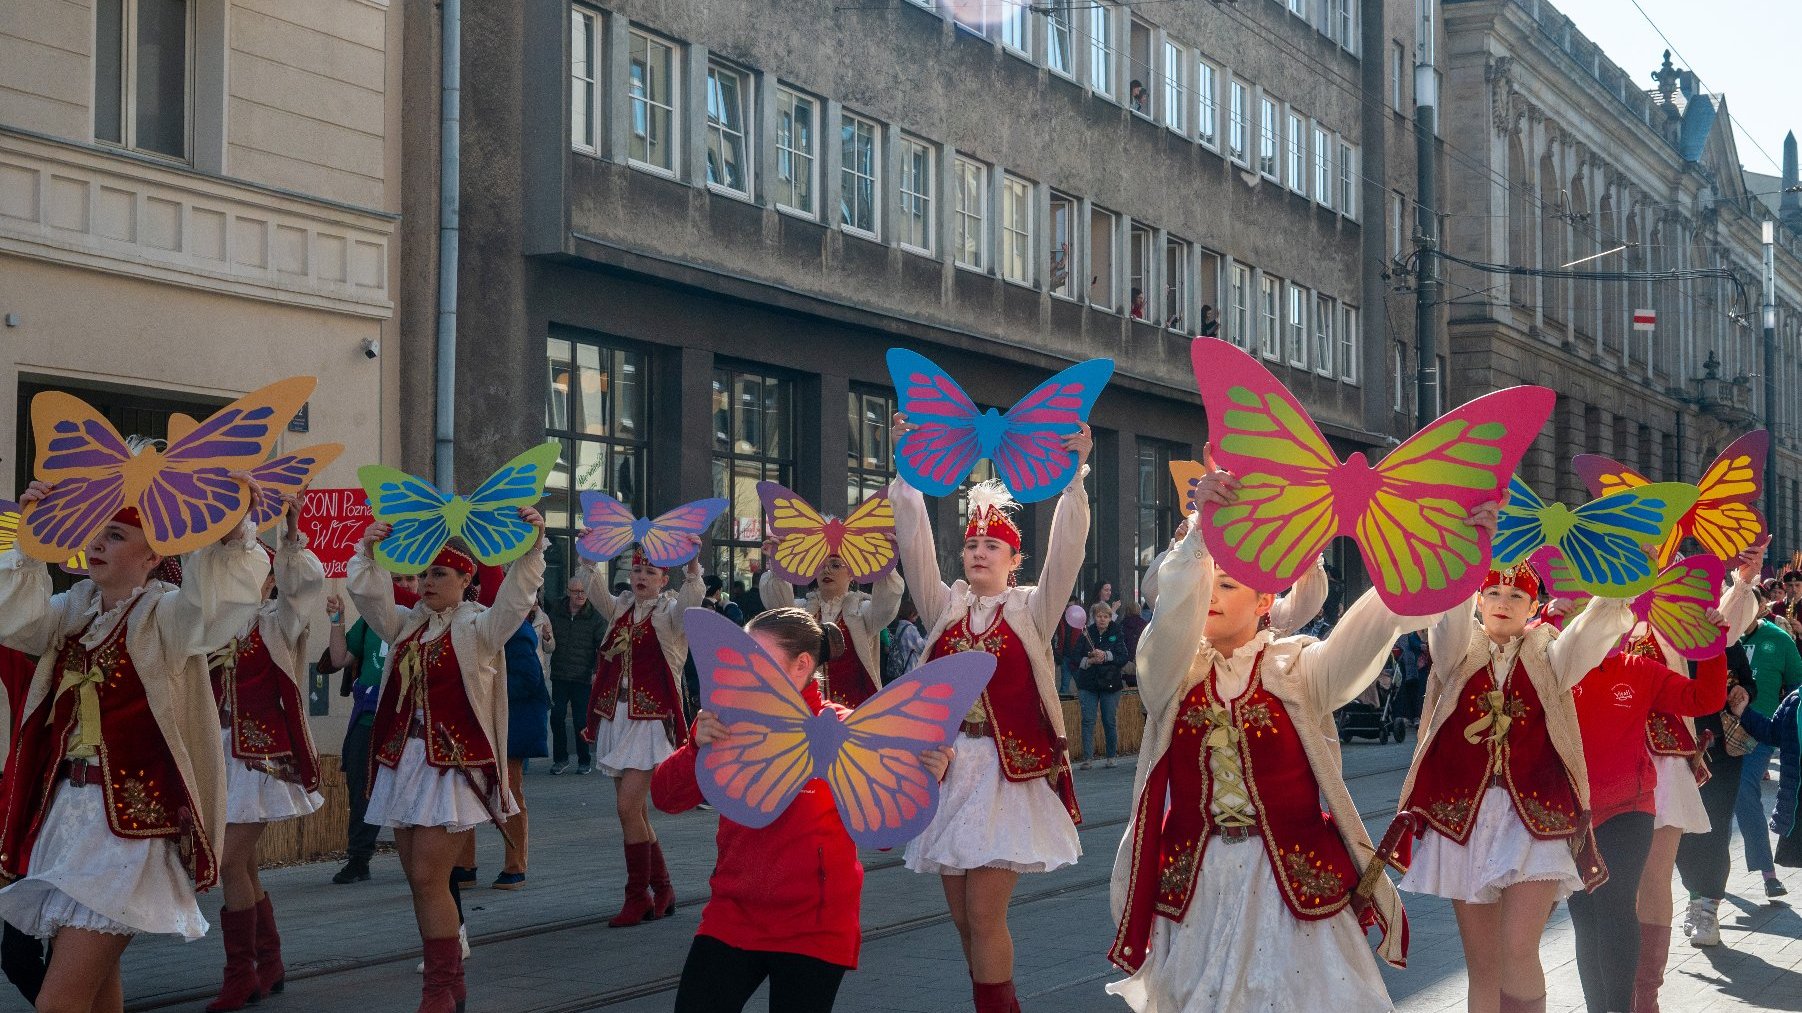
[20,377,330,562]
[576,492,727,568]
[688,608,996,849]
[1572,430,1767,567]
[0,500,84,573]
[1493,474,1699,597]
[358,441,560,575]
[1182,339,1553,616]
[1530,546,1727,661]
[888,348,1113,503]
[757,482,896,585]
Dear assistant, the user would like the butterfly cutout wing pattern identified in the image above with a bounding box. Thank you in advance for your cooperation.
[888,348,1114,503]
[21,378,316,561]
[688,608,996,849]
[1572,430,1767,566]
[1533,548,1725,660]
[757,482,897,584]
[0,499,84,572]
[1493,475,1700,597]
[1187,340,1553,616]
[237,444,345,532]
[575,492,727,567]
[359,441,561,575]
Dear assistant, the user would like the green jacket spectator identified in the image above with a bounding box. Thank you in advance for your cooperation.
[1743,619,1802,718]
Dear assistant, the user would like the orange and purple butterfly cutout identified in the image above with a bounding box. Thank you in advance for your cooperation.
[575,491,727,568]
[687,608,996,849]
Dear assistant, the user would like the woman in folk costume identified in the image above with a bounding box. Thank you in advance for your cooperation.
[205,495,328,1012]
[0,489,269,1013]
[758,539,905,708]
[582,547,704,928]
[1141,546,1329,637]
[1382,562,1635,1013]
[347,513,545,1013]
[888,415,1090,1013]
[1105,470,1471,1012]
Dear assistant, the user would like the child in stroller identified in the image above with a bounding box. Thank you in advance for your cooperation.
[1334,645,1410,744]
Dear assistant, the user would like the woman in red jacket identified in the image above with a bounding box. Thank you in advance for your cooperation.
[1565,615,1729,1013]
[652,607,951,1013]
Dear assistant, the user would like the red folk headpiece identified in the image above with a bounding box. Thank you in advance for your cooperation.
[630,547,662,571]
[963,480,1022,553]
[432,544,478,577]
[111,507,142,529]
[1481,561,1541,600]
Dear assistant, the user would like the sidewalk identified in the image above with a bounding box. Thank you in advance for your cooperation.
[108,742,1802,1012]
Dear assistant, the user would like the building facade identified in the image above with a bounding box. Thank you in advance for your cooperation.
[411,0,1428,601]
[1441,0,1802,552]
[0,0,407,743]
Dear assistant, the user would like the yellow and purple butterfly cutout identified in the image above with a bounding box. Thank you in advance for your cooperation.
[575,491,727,568]
[687,607,996,849]
[756,481,896,585]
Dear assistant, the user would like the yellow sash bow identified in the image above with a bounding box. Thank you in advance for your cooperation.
[50,662,106,758]
[395,641,426,708]
[1462,689,1515,749]
[1201,705,1242,751]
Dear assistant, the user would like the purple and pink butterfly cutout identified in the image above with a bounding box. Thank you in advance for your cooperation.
[575,491,728,568]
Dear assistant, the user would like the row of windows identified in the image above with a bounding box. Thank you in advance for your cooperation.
[1223,264,1360,383]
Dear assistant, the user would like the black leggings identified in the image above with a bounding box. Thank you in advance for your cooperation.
[1568,812,1653,1013]
[672,934,848,1013]
[1677,753,1745,900]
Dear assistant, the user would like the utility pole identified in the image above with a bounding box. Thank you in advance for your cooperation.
[434,0,462,488]
[1764,220,1779,534]
[1413,62,1441,430]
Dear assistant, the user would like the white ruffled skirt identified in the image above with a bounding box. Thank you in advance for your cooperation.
[221,729,324,824]
[1652,754,1711,834]
[365,737,519,833]
[903,732,1081,876]
[1398,788,1582,904]
[0,781,207,941]
[592,702,675,777]
[1106,836,1393,1012]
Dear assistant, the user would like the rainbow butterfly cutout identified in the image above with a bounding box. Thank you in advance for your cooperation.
[1183,339,1553,616]
[358,441,561,575]
[1492,475,1700,597]
[757,482,896,585]
[1531,547,1727,660]
[1573,430,1767,567]
[576,491,726,568]
[888,348,1113,503]
[688,607,996,849]
[20,377,326,561]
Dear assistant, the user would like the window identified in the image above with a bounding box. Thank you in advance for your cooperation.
[1228,80,1248,163]
[1129,223,1152,319]
[1391,41,1406,110]
[1287,284,1308,367]
[1339,142,1357,219]
[775,88,818,216]
[1340,305,1360,383]
[94,0,191,159]
[545,334,649,591]
[1090,207,1118,309]
[840,113,880,238]
[1337,0,1356,51]
[1046,0,1075,76]
[1258,96,1278,178]
[628,30,678,173]
[1392,343,1407,411]
[1286,111,1305,192]
[1390,191,1406,262]
[571,8,598,153]
[1229,263,1252,348]
[711,365,794,580]
[1001,174,1034,285]
[1164,237,1190,331]
[1313,126,1332,206]
[1050,192,1078,298]
[848,387,898,504]
[1314,294,1334,375]
[1088,2,1115,97]
[1259,274,1281,359]
[1128,17,1152,116]
[705,62,752,196]
[898,135,935,254]
[999,0,1029,53]
[1288,0,1307,16]
[1196,60,1218,147]
[1136,439,1184,579]
[952,156,988,269]
[1162,42,1188,135]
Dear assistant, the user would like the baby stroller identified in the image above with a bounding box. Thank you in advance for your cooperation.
[1335,647,1409,745]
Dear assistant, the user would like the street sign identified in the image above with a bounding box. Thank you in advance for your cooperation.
[1632,309,1656,332]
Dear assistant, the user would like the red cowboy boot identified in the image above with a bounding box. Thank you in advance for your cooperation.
[418,936,464,1013]
[1634,921,1672,1012]
[252,893,285,996]
[648,840,676,918]
[205,906,262,1012]
[608,841,656,928]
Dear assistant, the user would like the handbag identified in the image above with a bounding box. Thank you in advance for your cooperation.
[1721,711,1757,758]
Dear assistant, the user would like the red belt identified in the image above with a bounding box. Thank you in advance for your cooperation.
[56,759,104,787]
[959,720,994,739]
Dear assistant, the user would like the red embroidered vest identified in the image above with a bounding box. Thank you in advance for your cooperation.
[823,616,876,709]
[1645,711,1698,757]
[369,623,497,791]
[1399,656,1582,845]
[208,625,321,792]
[0,599,215,887]
[930,612,1080,823]
[584,605,689,746]
[1110,654,1360,971]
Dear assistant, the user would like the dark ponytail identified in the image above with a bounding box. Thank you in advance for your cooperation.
[747,607,845,671]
